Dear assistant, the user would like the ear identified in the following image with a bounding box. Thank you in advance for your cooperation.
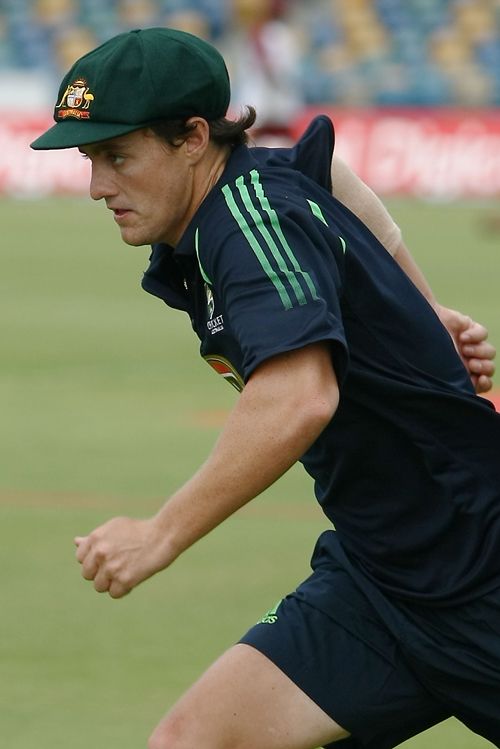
[184,117,210,163]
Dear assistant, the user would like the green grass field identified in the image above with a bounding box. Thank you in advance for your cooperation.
[0,195,498,748]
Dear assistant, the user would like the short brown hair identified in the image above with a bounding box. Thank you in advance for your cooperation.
[150,106,257,150]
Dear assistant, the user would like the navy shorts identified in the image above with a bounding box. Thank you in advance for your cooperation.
[239,531,500,749]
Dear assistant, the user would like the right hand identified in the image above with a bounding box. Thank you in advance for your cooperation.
[74,515,168,599]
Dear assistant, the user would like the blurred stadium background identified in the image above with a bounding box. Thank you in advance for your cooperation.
[1,0,500,196]
[0,2,499,748]
[1,0,500,110]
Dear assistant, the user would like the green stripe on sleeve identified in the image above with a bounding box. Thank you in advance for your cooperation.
[221,183,293,310]
[235,175,307,306]
[250,170,319,302]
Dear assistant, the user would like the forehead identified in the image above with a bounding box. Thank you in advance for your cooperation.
[78,129,158,156]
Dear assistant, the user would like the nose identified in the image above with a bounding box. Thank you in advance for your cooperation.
[89,163,118,202]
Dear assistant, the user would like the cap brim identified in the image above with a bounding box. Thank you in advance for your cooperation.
[30,120,149,150]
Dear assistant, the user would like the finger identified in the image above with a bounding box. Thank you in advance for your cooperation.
[461,341,496,361]
[459,322,488,344]
[475,375,494,394]
[81,554,99,581]
[109,579,132,599]
[93,568,112,593]
[469,371,494,394]
[75,536,91,564]
[465,357,496,378]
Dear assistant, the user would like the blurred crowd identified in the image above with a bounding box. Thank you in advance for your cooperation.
[1,0,500,122]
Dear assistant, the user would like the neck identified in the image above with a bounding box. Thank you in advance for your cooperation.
[198,144,231,203]
[166,144,231,247]
[170,143,231,247]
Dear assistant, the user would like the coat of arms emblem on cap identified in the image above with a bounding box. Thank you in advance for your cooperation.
[56,79,95,119]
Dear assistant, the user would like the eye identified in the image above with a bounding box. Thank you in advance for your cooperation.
[108,153,125,166]
[80,153,89,160]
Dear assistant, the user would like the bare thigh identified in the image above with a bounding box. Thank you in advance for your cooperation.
[148,643,349,749]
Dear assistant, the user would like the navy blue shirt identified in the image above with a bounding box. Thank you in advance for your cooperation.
[143,116,500,606]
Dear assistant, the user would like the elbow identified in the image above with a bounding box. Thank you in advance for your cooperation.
[294,383,339,443]
[310,388,339,430]
[292,355,340,438]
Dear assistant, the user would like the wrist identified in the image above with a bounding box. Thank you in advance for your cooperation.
[148,510,181,569]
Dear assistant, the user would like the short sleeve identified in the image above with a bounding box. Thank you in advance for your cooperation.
[201,169,349,384]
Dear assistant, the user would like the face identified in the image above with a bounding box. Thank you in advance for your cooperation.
[79,129,195,247]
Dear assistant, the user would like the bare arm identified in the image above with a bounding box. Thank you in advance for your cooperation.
[331,154,402,257]
[331,154,496,392]
[75,342,339,598]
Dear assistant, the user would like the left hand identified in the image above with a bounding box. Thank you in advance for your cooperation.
[435,305,496,393]
[75,515,168,599]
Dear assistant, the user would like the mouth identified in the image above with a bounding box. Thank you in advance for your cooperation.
[109,207,132,224]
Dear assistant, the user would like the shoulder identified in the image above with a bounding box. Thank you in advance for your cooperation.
[193,128,340,283]
[251,115,335,191]
[198,165,321,262]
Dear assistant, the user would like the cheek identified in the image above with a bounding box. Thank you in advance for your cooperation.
[157,176,188,214]
[139,149,191,223]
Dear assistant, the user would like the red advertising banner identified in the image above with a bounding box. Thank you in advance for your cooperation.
[1,109,500,197]
[0,114,90,196]
[292,107,500,198]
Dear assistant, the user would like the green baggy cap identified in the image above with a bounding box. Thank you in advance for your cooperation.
[31,27,230,150]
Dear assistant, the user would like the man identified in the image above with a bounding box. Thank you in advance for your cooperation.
[31,28,498,749]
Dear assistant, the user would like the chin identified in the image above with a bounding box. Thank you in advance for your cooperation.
[119,229,153,247]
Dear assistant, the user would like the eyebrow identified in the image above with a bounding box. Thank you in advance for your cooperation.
[78,139,128,156]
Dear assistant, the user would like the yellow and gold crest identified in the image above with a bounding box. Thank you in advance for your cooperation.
[56,79,95,119]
